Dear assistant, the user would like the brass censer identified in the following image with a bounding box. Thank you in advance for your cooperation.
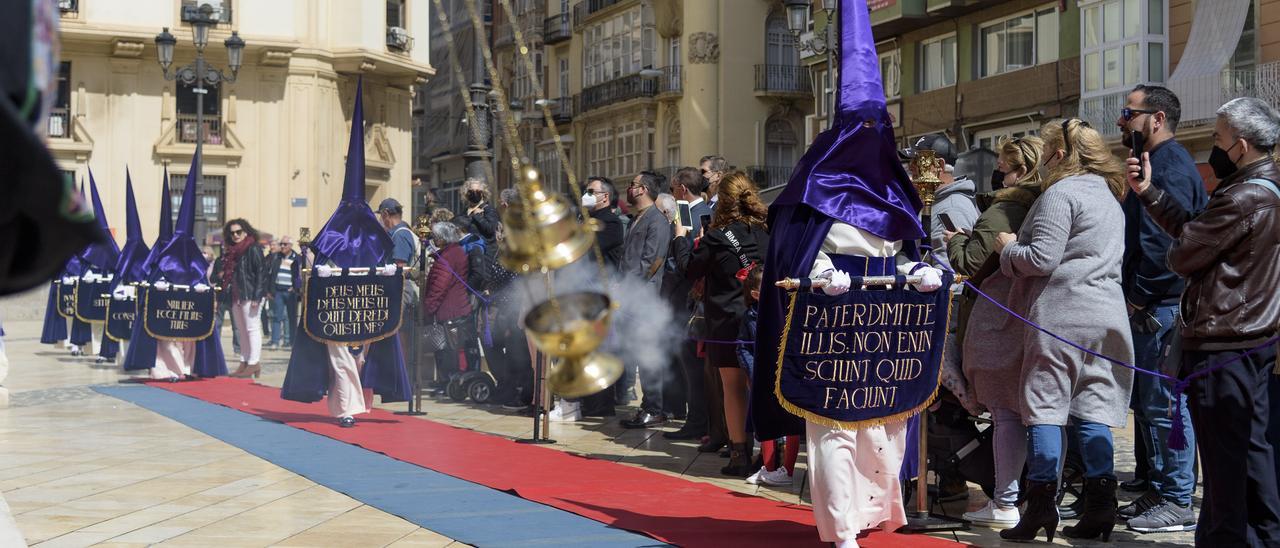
[502,166,621,398]
[910,149,945,215]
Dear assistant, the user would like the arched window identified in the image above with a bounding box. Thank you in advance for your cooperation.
[765,117,797,169]
[765,12,798,67]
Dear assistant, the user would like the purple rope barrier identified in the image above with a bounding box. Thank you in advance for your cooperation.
[963,279,1280,450]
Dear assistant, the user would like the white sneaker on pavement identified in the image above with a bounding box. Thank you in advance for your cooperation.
[962,500,1020,527]
[758,467,794,486]
[548,400,582,422]
[745,466,766,485]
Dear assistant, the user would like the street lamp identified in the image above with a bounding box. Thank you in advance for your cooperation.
[785,0,837,129]
[154,3,245,200]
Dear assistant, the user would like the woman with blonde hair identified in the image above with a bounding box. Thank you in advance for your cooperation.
[673,171,770,476]
[994,119,1133,542]
[944,136,1045,527]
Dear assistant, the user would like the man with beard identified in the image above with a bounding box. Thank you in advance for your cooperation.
[618,170,671,427]
[1114,84,1208,533]
[582,176,624,270]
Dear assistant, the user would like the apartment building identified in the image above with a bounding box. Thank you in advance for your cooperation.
[1078,0,1277,187]
[476,0,817,195]
[52,0,432,246]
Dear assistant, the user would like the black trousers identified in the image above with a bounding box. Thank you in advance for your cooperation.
[488,311,532,403]
[662,346,688,418]
[676,340,707,433]
[1185,344,1280,547]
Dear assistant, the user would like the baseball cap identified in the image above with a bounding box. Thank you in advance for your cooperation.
[377,198,402,213]
[901,133,957,166]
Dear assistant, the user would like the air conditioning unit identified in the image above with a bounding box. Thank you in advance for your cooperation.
[386,27,412,51]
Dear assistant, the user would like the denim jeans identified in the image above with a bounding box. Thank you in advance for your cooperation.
[1132,304,1196,506]
[991,406,1027,508]
[268,288,294,346]
[1028,418,1115,483]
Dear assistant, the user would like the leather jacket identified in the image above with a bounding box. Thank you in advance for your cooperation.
[1140,157,1280,350]
[215,247,269,304]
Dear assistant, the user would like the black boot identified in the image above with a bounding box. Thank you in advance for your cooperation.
[1000,481,1059,542]
[1062,477,1117,542]
[720,442,755,477]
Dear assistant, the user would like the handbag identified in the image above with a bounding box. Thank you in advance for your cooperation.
[426,322,448,351]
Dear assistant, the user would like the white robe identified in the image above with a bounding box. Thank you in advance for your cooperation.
[805,222,922,542]
[326,343,370,419]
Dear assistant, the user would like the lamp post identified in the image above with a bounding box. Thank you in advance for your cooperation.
[785,0,836,129]
[154,3,244,198]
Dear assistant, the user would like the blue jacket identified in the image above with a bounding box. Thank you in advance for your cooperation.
[1122,140,1207,308]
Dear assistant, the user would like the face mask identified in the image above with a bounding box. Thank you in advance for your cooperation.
[1209,141,1242,179]
[581,193,597,208]
[466,190,483,204]
[990,169,1006,190]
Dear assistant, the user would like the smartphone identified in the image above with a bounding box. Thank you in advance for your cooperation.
[699,214,712,231]
[676,200,693,229]
[939,213,958,232]
[1130,130,1146,181]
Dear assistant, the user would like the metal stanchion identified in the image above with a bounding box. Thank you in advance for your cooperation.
[397,217,432,416]
[516,350,555,444]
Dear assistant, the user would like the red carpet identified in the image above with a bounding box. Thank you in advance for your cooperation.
[154,378,965,547]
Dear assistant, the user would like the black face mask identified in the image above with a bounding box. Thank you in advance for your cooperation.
[466,190,483,204]
[1208,141,1241,179]
[990,169,1006,190]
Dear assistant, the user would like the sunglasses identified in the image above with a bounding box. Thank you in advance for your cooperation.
[1120,107,1158,121]
[230,229,245,236]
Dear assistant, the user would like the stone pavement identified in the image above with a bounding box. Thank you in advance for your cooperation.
[0,285,1198,547]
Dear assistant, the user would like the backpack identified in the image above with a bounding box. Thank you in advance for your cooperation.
[460,234,491,293]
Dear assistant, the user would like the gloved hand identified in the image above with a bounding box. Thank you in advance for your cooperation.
[315,265,336,278]
[153,281,172,291]
[61,276,75,285]
[124,285,137,299]
[911,266,944,293]
[376,264,398,276]
[193,283,211,293]
[817,269,852,296]
[112,286,129,300]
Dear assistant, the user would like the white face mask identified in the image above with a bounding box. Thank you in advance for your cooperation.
[581,193,597,208]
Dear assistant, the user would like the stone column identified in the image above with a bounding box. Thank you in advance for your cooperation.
[680,0,719,167]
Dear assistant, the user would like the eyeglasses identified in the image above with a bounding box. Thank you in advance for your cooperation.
[230,229,245,236]
[1120,107,1158,121]
[584,189,603,195]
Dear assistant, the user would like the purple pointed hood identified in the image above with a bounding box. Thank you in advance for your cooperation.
[308,77,393,268]
[79,168,121,272]
[111,168,151,284]
[147,154,210,285]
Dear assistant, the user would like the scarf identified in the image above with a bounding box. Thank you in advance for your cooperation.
[221,236,254,302]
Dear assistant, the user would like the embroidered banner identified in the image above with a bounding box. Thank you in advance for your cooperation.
[774,278,952,429]
[143,287,217,341]
[74,279,112,323]
[105,296,137,341]
[56,281,77,319]
[302,270,404,345]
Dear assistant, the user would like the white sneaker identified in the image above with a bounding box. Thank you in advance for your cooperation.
[548,400,582,422]
[745,466,766,485]
[962,500,1020,527]
[758,467,794,486]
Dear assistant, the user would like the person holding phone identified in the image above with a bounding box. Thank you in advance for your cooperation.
[663,167,717,442]
[1114,85,1208,534]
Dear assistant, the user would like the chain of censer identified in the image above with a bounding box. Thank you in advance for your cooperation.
[493,0,611,281]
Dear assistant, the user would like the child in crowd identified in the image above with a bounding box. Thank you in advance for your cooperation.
[738,264,801,486]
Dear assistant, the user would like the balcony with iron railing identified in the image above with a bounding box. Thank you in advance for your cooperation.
[747,165,794,189]
[754,64,812,97]
[544,13,572,44]
[176,114,225,145]
[496,8,545,47]
[48,107,71,139]
[656,65,682,97]
[1081,61,1280,139]
[572,0,630,27]
[580,73,657,113]
[550,96,576,123]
